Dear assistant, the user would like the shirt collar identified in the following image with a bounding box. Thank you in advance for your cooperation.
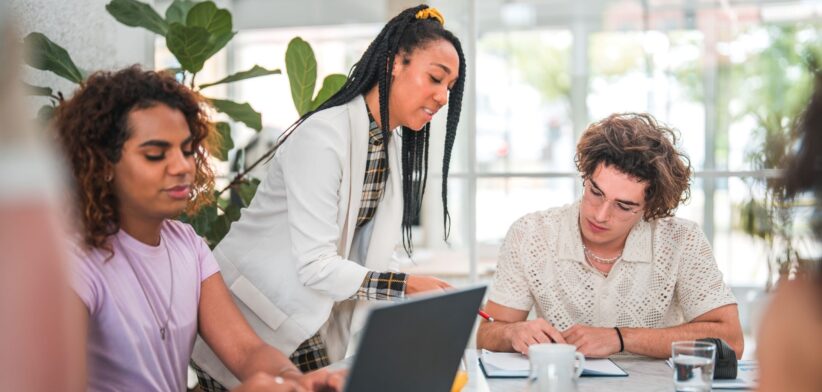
[557,201,653,264]
[366,107,384,144]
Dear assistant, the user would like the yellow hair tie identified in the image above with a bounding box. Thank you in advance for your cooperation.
[415,7,445,26]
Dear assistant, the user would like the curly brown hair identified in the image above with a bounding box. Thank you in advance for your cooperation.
[54,65,215,251]
[575,113,692,221]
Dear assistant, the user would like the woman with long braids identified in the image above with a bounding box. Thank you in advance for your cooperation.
[192,4,466,390]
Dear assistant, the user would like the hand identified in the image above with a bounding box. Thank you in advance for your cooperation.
[296,368,347,392]
[504,318,566,355]
[232,372,306,392]
[405,275,452,295]
[561,324,621,358]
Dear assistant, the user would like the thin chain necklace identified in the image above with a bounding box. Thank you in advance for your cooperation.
[120,234,174,341]
[582,244,622,265]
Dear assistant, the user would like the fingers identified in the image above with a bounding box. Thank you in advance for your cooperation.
[561,325,580,344]
[540,322,567,344]
[325,371,346,391]
[406,275,452,295]
[510,319,568,354]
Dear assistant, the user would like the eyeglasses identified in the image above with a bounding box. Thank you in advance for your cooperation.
[581,180,643,221]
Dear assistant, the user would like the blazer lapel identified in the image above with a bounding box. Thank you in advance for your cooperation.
[340,96,368,258]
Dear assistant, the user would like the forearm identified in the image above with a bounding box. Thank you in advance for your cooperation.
[234,343,300,382]
[622,321,744,359]
[476,321,514,352]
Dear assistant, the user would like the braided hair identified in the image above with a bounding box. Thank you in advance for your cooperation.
[278,4,466,255]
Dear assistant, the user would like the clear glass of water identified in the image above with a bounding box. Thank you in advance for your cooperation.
[672,341,716,392]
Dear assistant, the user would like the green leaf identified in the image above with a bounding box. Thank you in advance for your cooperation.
[184,2,235,61]
[37,105,55,122]
[285,37,318,116]
[165,0,196,25]
[23,33,84,83]
[199,65,281,89]
[224,203,242,222]
[311,74,347,111]
[202,31,236,63]
[166,22,234,73]
[209,214,232,247]
[166,23,212,73]
[236,178,260,207]
[186,2,232,36]
[180,203,218,241]
[106,0,168,36]
[211,121,234,161]
[209,98,262,131]
[23,82,53,97]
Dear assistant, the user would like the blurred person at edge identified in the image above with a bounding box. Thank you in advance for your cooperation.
[756,74,822,392]
[477,113,744,359]
[0,12,82,392]
[54,66,343,392]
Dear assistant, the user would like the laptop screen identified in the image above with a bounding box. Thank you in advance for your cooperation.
[343,285,487,392]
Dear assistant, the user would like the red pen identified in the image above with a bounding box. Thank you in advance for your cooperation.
[478,310,495,322]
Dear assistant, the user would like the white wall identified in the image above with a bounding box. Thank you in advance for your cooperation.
[9,0,155,104]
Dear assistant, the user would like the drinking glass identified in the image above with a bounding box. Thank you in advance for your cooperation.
[672,341,716,392]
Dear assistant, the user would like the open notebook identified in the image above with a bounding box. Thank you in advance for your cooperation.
[479,349,628,378]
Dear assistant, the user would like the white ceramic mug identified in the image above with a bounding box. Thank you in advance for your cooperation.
[528,343,585,392]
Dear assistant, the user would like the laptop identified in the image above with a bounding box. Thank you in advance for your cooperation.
[341,285,487,392]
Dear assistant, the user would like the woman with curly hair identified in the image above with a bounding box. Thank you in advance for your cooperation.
[477,113,744,359]
[56,66,341,392]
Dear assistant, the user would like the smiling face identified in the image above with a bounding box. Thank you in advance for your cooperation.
[111,103,195,224]
[388,38,459,131]
[579,163,647,248]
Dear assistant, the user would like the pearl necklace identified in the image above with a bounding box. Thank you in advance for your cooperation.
[582,244,622,265]
[120,235,174,341]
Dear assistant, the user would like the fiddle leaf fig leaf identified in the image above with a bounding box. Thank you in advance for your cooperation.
[285,37,317,116]
[199,65,281,89]
[165,0,196,25]
[166,23,211,73]
[106,0,168,36]
[209,98,262,132]
[211,121,234,161]
[186,2,232,36]
[311,74,347,111]
[23,33,85,83]
[23,82,53,97]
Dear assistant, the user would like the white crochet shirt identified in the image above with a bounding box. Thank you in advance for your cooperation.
[488,202,737,330]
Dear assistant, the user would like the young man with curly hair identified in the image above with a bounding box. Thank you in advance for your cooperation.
[477,113,744,359]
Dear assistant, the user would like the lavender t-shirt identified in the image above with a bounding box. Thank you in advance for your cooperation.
[71,220,220,392]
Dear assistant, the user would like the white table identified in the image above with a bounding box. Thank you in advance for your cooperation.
[463,350,677,392]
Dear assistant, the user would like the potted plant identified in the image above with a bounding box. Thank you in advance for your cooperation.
[23,0,346,247]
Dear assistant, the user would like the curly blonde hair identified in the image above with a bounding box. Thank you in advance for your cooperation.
[575,113,692,221]
[54,65,215,251]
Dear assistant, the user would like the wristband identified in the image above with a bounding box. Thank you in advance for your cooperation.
[614,327,624,353]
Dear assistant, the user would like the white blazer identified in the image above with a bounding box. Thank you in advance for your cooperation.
[192,96,403,387]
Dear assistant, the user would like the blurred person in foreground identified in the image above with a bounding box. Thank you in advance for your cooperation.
[755,75,822,392]
[477,113,744,359]
[54,65,342,392]
[0,11,81,392]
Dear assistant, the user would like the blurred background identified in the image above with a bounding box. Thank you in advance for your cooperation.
[10,0,822,340]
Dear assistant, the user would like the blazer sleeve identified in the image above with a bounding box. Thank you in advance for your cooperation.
[276,114,369,301]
